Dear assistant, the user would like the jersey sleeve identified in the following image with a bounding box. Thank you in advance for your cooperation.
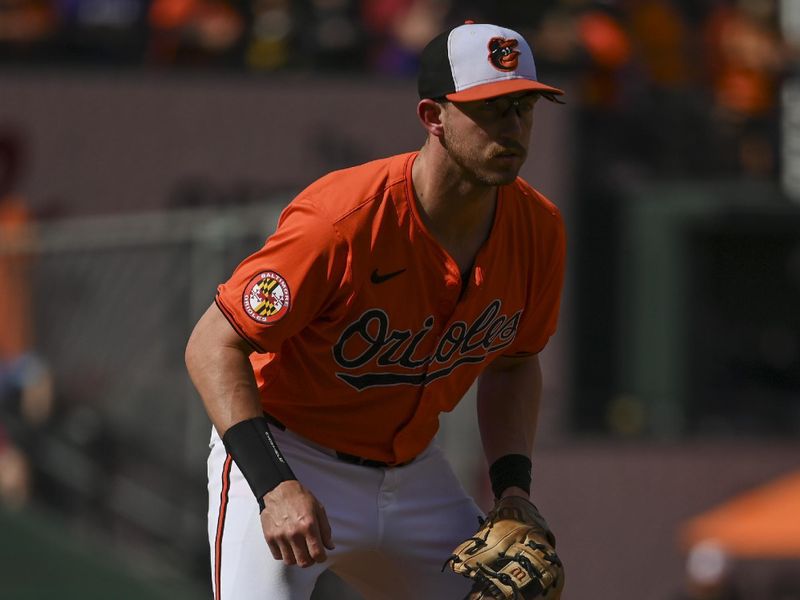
[215,199,348,354]
[502,207,567,357]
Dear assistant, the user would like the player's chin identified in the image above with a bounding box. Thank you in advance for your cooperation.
[486,155,524,181]
[477,165,522,186]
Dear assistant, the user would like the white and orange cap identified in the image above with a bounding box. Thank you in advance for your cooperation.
[418,21,564,102]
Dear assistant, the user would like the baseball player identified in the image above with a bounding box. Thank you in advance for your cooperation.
[186,21,566,600]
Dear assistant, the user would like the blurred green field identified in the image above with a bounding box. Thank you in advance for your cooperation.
[0,505,203,600]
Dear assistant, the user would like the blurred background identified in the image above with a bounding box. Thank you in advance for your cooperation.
[1,0,799,598]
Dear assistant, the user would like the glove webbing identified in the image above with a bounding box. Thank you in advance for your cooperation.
[472,541,562,600]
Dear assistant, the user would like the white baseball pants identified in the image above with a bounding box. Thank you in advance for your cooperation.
[207,425,481,600]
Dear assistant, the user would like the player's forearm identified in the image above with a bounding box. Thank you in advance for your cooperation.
[476,354,543,466]
[185,304,263,436]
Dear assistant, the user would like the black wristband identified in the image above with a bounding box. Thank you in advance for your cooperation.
[222,416,296,511]
[489,454,532,499]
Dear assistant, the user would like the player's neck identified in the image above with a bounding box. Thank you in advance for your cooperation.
[411,147,498,276]
[411,146,497,239]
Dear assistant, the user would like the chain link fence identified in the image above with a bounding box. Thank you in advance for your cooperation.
[1,203,289,593]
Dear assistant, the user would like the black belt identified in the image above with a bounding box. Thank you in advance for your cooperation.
[263,413,411,469]
[333,452,411,469]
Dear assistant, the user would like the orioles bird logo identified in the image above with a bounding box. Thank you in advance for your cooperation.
[488,37,520,72]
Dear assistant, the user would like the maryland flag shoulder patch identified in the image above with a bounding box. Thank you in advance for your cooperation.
[243,271,291,324]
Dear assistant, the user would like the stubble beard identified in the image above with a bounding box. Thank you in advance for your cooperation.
[442,127,526,187]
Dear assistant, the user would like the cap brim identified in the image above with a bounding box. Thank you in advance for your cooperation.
[445,79,564,102]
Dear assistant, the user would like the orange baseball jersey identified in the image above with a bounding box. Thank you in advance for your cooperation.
[215,152,566,464]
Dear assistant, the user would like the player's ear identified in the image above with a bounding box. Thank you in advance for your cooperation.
[417,98,445,139]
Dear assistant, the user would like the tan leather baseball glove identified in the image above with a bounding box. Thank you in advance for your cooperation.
[446,496,564,599]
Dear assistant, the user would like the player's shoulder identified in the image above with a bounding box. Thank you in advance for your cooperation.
[507,177,563,225]
[293,152,413,222]
[506,179,566,262]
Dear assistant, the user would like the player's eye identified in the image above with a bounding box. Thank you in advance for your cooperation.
[481,94,537,117]
[481,98,501,112]
[516,96,537,113]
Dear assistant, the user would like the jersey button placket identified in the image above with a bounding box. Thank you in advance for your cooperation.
[439,275,460,316]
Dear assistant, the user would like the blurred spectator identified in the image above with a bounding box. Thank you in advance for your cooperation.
[0,129,53,512]
[304,0,364,70]
[705,0,785,120]
[623,0,711,175]
[535,0,635,107]
[628,0,692,90]
[147,0,246,66]
[703,0,789,178]
[0,0,59,61]
[361,0,449,75]
[0,130,38,408]
[534,1,639,185]
[246,0,367,71]
[533,0,586,75]
[245,0,294,70]
[577,2,633,109]
[0,191,52,425]
[0,195,34,394]
[0,423,31,509]
[55,0,148,64]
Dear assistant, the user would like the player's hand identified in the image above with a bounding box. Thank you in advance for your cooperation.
[260,480,335,568]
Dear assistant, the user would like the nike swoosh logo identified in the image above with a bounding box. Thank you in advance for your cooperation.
[370,268,406,284]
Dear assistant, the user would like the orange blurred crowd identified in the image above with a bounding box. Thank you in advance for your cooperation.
[1,0,797,178]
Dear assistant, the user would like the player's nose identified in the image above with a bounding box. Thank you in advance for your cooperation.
[497,111,529,140]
